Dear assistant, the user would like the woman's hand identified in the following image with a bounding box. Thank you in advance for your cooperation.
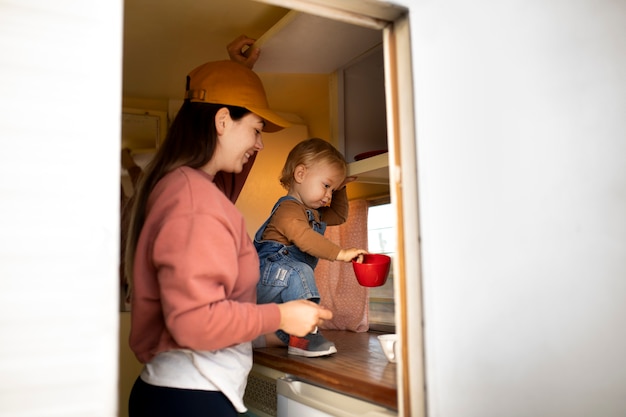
[277,300,333,337]
[227,34,260,69]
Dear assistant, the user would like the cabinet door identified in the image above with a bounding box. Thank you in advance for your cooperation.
[342,44,387,163]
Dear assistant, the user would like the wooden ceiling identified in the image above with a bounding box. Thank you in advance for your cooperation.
[122,0,289,100]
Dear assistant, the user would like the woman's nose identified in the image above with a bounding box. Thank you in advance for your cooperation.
[256,136,264,151]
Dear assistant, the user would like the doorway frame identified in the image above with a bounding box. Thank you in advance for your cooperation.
[256,1,424,416]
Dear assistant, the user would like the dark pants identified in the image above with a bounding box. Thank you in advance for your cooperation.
[129,376,237,417]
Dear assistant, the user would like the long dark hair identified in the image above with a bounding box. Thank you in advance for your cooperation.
[123,101,250,288]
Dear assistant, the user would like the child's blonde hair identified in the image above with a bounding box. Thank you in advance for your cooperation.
[280,138,347,190]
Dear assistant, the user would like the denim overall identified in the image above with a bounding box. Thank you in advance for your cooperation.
[255,196,327,344]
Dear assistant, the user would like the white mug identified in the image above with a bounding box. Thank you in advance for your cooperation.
[377,334,399,363]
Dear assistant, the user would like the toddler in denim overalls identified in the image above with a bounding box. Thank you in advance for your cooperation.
[254,138,367,357]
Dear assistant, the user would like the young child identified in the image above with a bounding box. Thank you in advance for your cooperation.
[254,138,368,357]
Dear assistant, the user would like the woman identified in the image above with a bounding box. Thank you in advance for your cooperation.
[125,57,333,417]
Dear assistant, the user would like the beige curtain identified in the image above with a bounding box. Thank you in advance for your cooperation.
[316,199,369,332]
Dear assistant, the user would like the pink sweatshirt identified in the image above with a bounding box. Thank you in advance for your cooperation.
[130,166,281,364]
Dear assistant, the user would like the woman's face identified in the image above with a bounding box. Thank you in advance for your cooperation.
[293,160,345,210]
[215,110,265,174]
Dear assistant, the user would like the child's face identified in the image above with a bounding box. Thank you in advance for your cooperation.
[293,160,345,209]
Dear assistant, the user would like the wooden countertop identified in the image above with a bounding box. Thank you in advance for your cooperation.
[253,330,397,410]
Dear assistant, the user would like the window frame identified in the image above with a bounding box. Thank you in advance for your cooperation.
[366,196,396,333]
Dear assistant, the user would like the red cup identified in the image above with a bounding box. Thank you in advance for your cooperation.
[352,254,391,287]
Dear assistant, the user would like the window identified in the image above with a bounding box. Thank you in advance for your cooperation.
[367,200,396,331]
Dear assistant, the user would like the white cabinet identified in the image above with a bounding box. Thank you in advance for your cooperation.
[277,378,397,417]
[248,11,381,74]
[347,152,389,184]
[340,43,387,163]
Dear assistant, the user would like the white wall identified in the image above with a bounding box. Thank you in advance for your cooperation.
[402,0,626,416]
[2,1,624,416]
[0,1,122,416]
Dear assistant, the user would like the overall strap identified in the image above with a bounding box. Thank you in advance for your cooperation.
[253,195,300,242]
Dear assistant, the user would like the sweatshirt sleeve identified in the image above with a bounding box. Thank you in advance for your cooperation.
[150,185,280,352]
[270,201,341,261]
[319,187,349,226]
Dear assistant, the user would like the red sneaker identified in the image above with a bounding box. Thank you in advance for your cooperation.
[288,332,337,357]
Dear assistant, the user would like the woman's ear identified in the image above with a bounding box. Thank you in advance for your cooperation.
[215,107,230,135]
[293,164,306,184]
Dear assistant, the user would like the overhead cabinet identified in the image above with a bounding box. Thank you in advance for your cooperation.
[347,152,389,184]
[250,10,389,185]
[249,10,382,74]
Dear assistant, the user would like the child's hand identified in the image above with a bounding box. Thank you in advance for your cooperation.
[337,248,367,263]
[337,176,357,190]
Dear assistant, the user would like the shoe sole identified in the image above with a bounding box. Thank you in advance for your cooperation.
[288,345,338,357]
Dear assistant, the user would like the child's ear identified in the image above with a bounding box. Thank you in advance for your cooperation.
[293,164,306,183]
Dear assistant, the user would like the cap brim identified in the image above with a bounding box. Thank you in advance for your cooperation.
[248,106,291,133]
